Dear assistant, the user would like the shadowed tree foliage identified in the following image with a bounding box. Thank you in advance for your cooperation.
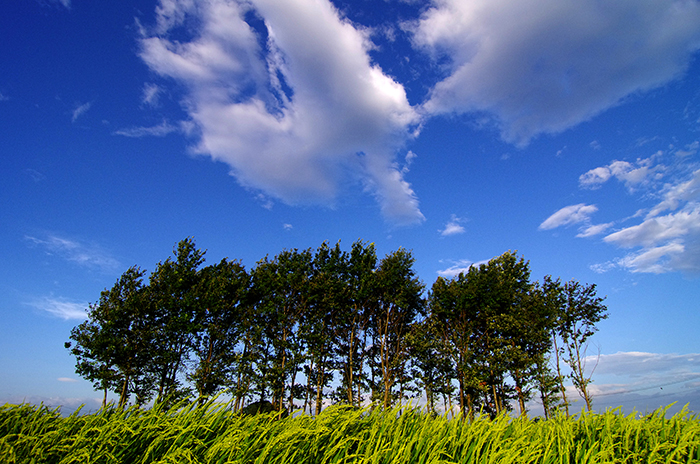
[68,240,607,415]
[189,258,250,403]
[66,266,153,408]
[250,248,313,413]
[145,238,205,405]
[371,248,426,408]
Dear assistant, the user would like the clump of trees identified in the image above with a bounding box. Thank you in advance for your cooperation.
[66,238,607,418]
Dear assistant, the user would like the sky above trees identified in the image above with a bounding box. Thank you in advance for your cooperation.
[1,0,700,414]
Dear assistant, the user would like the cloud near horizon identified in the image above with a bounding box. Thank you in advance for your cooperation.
[139,0,424,225]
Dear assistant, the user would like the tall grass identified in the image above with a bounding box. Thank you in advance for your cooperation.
[1,400,699,463]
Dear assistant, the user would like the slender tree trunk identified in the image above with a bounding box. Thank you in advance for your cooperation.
[119,373,130,409]
[515,382,527,418]
[552,332,570,417]
[491,381,501,415]
[315,361,326,416]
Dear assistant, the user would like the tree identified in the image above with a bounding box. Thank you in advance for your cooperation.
[558,280,608,412]
[66,266,153,408]
[539,275,570,417]
[334,240,377,407]
[303,241,348,415]
[371,248,425,408]
[428,274,481,419]
[251,248,313,413]
[188,258,250,403]
[145,238,206,404]
[406,316,455,415]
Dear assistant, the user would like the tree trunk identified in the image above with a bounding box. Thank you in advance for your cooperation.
[552,332,569,417]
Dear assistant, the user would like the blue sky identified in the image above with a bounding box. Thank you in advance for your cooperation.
[2,0,700,415]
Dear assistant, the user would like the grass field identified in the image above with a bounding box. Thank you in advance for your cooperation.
[1,400,699,463]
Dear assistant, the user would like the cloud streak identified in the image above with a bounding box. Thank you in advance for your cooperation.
[539,203,599,230]
[25,234,121,272]
[114,120,178,137]
[27,296,88,320]
[71,102,92,122]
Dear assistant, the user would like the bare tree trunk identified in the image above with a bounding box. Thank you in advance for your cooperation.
[552,332,570,417]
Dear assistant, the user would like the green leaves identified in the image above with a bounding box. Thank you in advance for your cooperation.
[66,240,608,420]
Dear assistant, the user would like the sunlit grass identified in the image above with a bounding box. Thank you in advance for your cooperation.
[1,400,698,463]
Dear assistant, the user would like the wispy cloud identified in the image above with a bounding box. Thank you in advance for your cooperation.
[141,83,162,107]
[24,169,46,182]
[57,377,79,383]
[139,0,424,225]
[114,120,178,137]
[283,223,293,230]
[539,203,599,230]
[71,101,92,122]
[559,144,700,273]
[440,214,466,236]
[577,222,614,238]
[436,258,488,278]
[0,92,9,101]
[594,351,700,377]
[603,167,700,273]
[411,0,700,146]
[26,296,88,320]
[25,234,121,272]
[579,157,661,191]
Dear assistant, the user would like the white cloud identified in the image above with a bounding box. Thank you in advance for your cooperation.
[142,83,162,107]
[25,234,121,272]
[579,158,660,191]
[57,377,79,383]
[114,120,178,137]
[71,102,92,122]
[440,214,466,236]
[594,351,700,377]
[45,0,71,9]
[283,223,293,230]
[139,0,424,225]
[539,203,598,230]
[612,242,688,274]
[578,163,700,274]
[27,296,88,320]
[0,92,9,101]
[412,0,700,145]
[675,141,699,158]
[436,258,488,278]
[605,207,700,249]
[647,169,700,217]
[576,222,614,238]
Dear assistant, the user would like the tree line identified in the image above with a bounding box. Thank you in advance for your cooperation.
[66,238,607,419]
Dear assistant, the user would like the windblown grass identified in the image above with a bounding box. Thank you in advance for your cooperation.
[1,400,698,463]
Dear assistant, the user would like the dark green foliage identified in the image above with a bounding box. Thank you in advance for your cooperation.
[67,240,607,418]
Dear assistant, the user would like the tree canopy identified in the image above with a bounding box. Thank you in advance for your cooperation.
[67,239,607,417]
